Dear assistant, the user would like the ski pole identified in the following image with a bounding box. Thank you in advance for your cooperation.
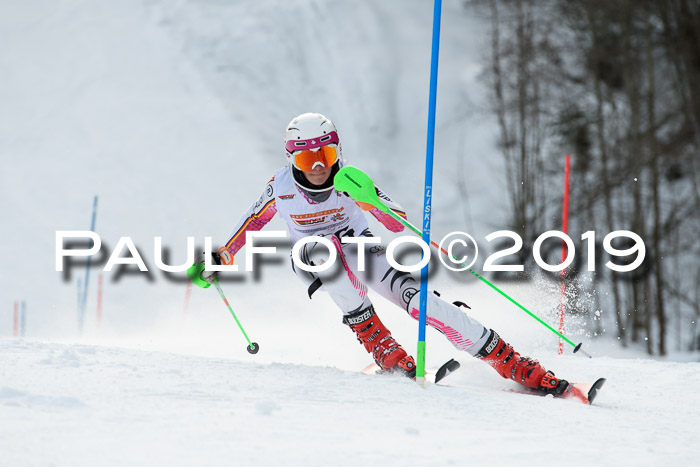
[212,279,259,354]
[187,262,259,354]
[334,166,592,358]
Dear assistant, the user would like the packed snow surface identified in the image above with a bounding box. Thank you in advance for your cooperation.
[2,338,699,466]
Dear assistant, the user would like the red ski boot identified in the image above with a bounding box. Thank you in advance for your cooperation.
[343,305,416,378]
[475,330,568,395]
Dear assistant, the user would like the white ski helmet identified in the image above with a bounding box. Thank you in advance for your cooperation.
[284,113,343,192]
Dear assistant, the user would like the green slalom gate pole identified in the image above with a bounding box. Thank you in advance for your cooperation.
[333,166,592,358]
[187,262,259,354]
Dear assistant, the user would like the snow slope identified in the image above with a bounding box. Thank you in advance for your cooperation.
[2,338,699,466]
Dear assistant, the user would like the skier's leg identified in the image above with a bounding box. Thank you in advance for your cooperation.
[290,237,414,375]
[290,235,373,313]
[405,291,490,353]
[342,305,416,376]
[468,329,567,393]
[353,243,567,393]
[405,293,567,392]
[345,243,487,346]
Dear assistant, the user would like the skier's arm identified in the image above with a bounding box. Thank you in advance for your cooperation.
[220,176,278,261]
[359,185,406,233]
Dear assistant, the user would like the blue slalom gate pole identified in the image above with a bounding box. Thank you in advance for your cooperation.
[78,195,99,333]
[416,0,442,383]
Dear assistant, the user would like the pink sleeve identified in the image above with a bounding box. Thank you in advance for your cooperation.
[371,184,407,232]
[223,177,278,257]
[370,208,405,232]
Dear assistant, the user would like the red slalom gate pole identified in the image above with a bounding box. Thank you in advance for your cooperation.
[183,282,192,315]
[13,301,19,337]
[97,274,104,330]
[558,155,571,355]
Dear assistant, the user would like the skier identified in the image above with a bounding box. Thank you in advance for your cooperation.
[197,112,569,395]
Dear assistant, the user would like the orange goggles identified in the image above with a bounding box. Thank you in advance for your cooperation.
[292,145,338,172]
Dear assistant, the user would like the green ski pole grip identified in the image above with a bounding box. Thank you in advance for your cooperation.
[187,261,212,289]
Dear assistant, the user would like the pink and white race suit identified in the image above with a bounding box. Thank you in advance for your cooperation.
[221,165,490,355]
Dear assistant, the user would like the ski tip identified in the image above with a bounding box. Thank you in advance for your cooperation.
[434,358,461,384]
[587,378,606,405]
[449,359,461,371]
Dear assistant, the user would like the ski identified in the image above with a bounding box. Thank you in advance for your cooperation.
[559,377,606,405]
[433,358,461,383]
[503,377,606,405]
[361,358,461,384]
[359,359,604,404]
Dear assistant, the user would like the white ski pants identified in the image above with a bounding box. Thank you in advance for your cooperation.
[291,236,490,355]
